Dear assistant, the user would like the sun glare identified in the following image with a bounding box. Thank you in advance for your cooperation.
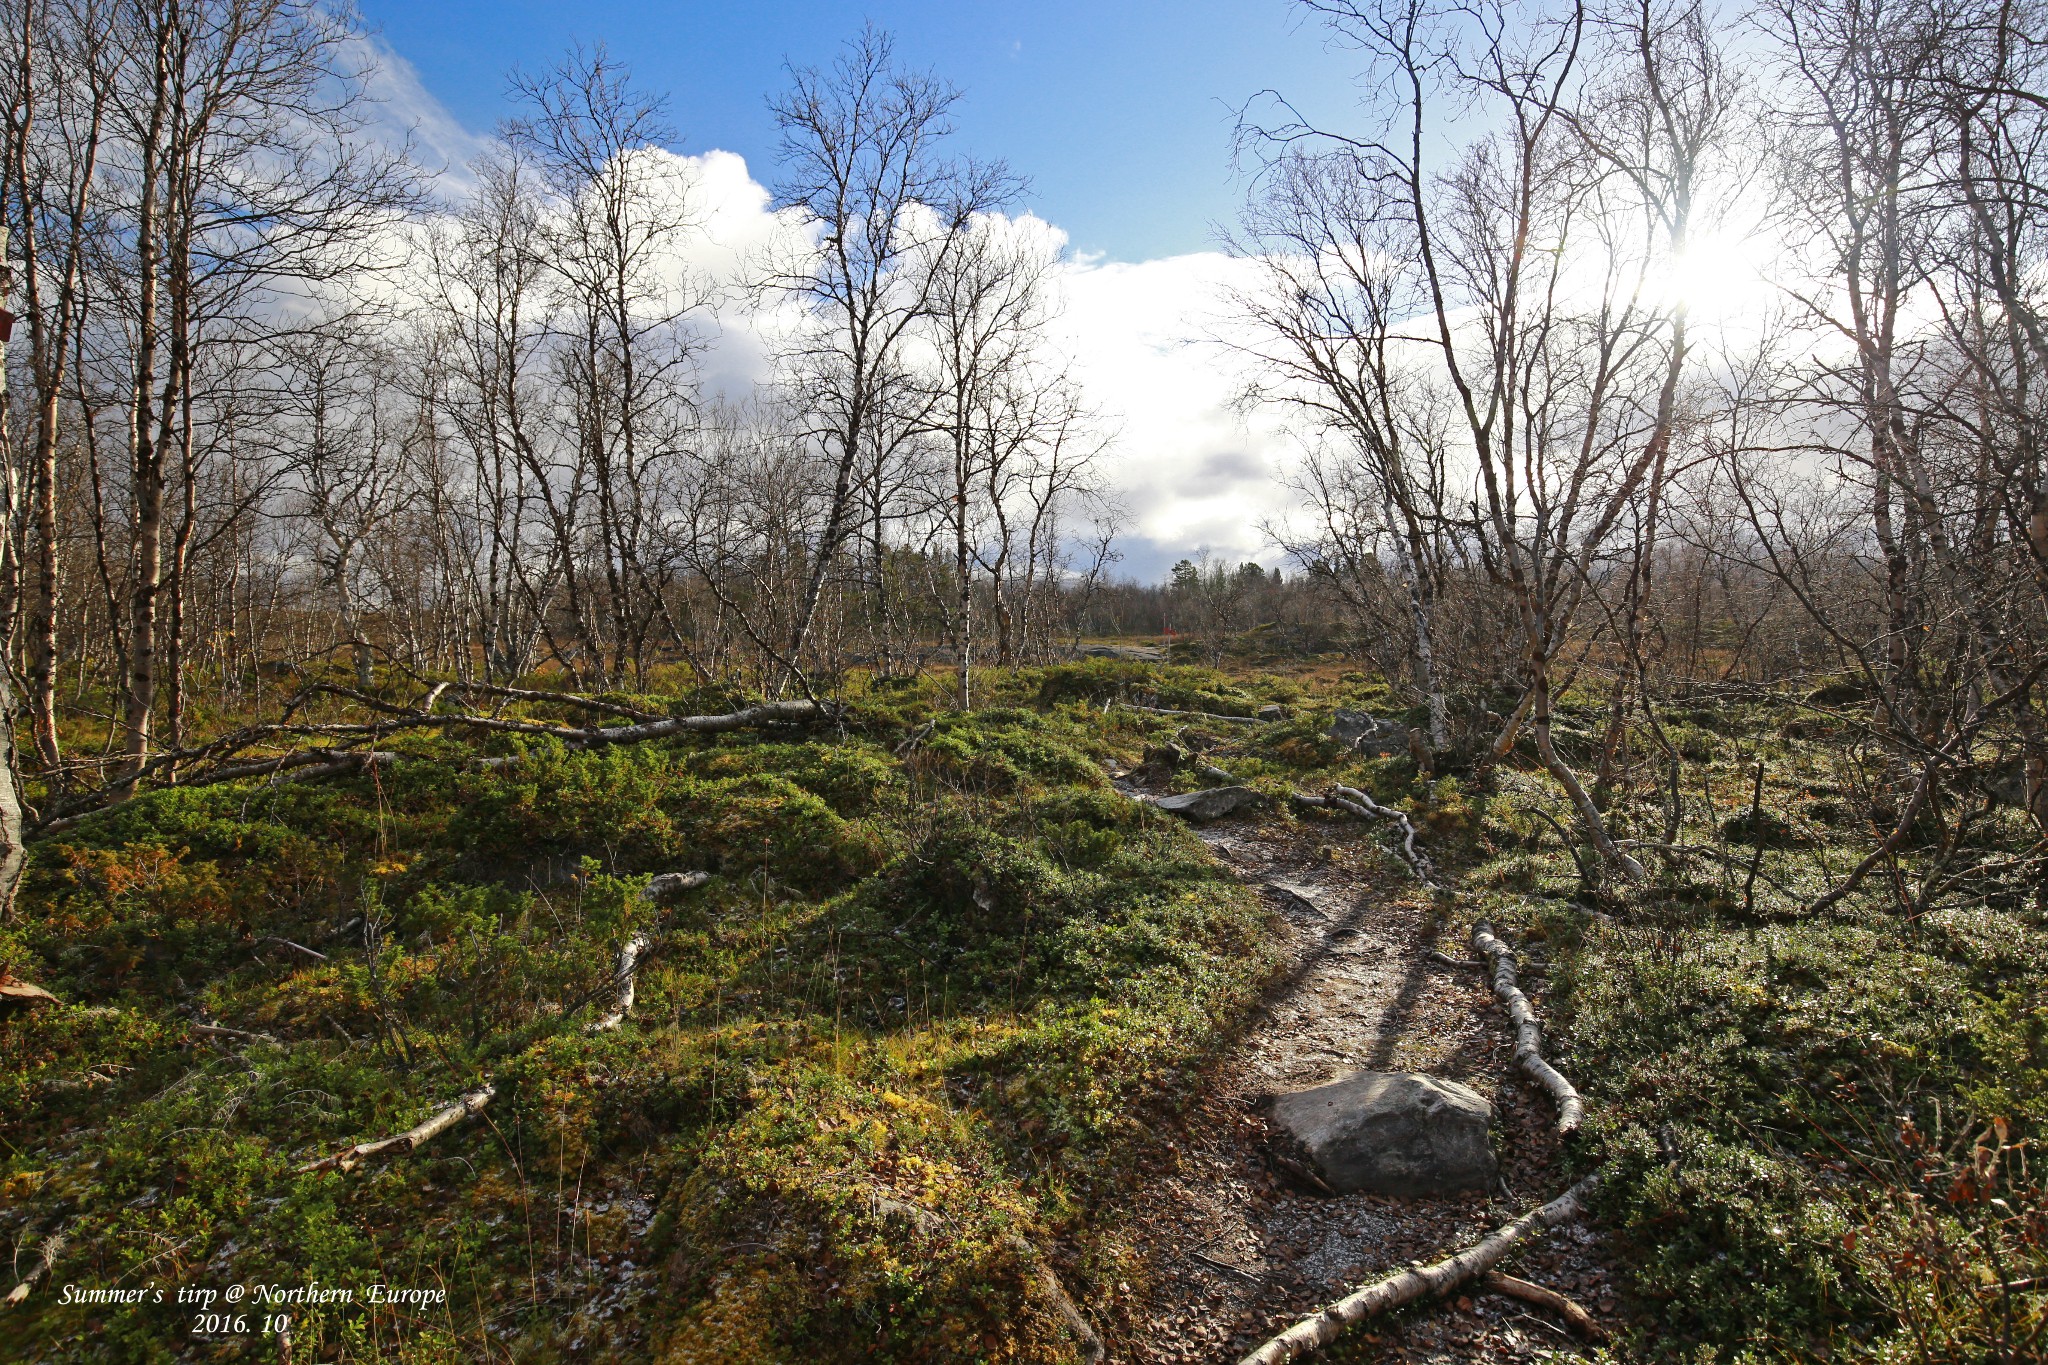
[1659,225,1784,326]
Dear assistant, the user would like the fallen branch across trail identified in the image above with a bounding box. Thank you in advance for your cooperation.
[1236,1172,1602,1364]
[1292,786,1440,887]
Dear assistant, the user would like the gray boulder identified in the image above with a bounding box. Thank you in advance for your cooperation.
[1267,1071,1495,1196]
[1330,709,1411,756]
[1153,785,1262,822]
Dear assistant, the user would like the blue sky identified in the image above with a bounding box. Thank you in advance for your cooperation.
[356,0,1368,263]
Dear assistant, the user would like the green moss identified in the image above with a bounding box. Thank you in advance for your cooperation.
[4,675,1276,1362]
[15,662,2040,1361]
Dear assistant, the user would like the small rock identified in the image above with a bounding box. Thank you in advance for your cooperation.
[1257,703,1285,721]
[1267,1072,1497,1196]
[1081,644,1166,661]
[1154,786,1264,822]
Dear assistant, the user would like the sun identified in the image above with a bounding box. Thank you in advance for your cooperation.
[1658,223,1785,326]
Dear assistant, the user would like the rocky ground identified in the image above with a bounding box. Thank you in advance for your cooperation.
[1095,792,1622,1365]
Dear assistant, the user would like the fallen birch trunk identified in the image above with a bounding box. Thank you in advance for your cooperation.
[298,1085,496,1173]
[1117,702,1264,723]
[1472,922,1584,1134]
[201,749,396,788]
[432,681,667,722]
[643,870,711,900]
[588,934,651,1033]
[441,699,832,747]
[1236,1172,1602,1365]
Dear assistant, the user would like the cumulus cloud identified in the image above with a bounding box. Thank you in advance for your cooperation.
[1050,251,1298,577]
[348,54,1301,584]
[655,154,1302,578]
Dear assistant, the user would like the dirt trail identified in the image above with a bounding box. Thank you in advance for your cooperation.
[1096,796,1618,1365]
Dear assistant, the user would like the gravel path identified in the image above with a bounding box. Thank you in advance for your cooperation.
[1094,794,1620,1365]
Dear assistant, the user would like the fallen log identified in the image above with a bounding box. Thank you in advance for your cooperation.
[298,1085,496,1173]
[199,749,395,789]
[588,934,651,1033]
[4,1223,70,1306]
[440,699,832,747]
[1472,922,1584,1135]
[1117,702,1263,723]
[643,870,712,901]
[433,680,666,723]
[1483,1271,1606,1340]
[1235,1172,1602,1365]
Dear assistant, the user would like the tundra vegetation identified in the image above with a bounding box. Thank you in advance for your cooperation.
[0,0,2043,1362]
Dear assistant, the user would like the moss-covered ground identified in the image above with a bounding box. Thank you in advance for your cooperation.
[2,659,2041,1362]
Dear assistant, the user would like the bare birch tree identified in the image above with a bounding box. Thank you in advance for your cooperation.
[766,25,1019,688]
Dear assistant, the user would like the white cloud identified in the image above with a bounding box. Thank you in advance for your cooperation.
[1051,250,1298,577]
[344,50,1297,583]
[638,152,1297,577]
[352,34,495,194]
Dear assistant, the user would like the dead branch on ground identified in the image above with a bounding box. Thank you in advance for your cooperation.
[1235,1172,1602,1364]
[1483,1271,1606,1340]
[297,1085,497,1173]
[1292,787,1440,886]
[588,934,651,1033]
[1472,922,1584,1134]
[190,1021,277,1045]
[4,1223,71,1306]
